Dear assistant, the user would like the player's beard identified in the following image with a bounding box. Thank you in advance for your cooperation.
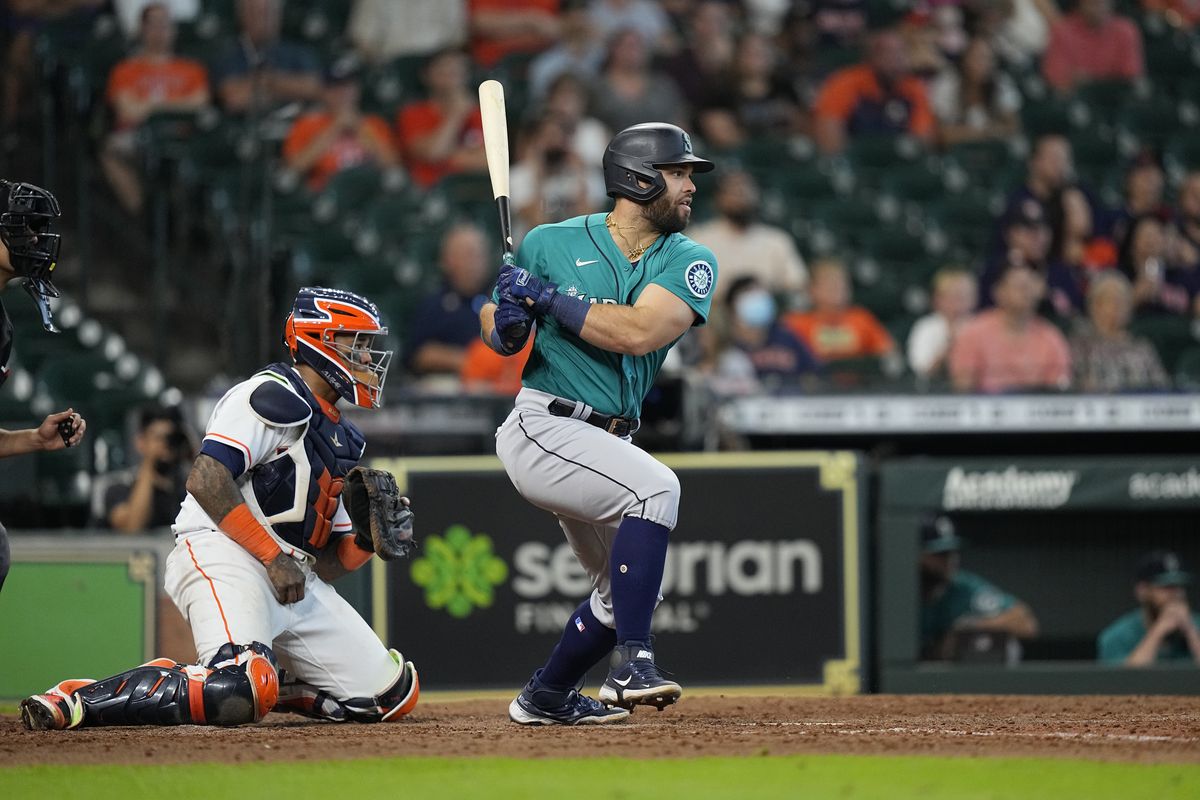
[642,191,690,234]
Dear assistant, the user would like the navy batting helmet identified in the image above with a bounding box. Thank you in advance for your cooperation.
[0,180,62,332]
[602,123,714,203]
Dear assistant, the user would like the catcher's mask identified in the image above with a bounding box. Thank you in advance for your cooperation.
[0,180,62,332]
[283,286,392,409]
[602,122,714,204]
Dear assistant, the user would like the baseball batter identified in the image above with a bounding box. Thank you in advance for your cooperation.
[21,287,419,730]
[480,123,717,725]
[0,179,86,595]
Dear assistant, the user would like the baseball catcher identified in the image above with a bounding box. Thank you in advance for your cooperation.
[0,179,86,596]
[22,287,419,730]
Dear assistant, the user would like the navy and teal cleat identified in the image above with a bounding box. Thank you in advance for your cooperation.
[508,671,630,726]
[598,640,682,711]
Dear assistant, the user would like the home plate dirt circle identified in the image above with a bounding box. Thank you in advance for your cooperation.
[2,696,1198,765]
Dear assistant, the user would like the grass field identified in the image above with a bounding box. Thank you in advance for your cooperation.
[2,755,1199,800]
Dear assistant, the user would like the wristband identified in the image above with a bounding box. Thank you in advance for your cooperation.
[219,503,283,565]
[337,535,374,571]
[547,292,590,336]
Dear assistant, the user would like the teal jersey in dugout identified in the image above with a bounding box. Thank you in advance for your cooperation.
[921,569,1018,654]
[498,213,717,418]
[1096,609,1200,664]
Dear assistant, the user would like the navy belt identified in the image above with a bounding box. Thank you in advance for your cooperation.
[547,399,640,437]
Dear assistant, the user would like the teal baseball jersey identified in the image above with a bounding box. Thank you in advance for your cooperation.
[500,213,718,418]
[921,570,1019,653]
[1097,609,1200,664]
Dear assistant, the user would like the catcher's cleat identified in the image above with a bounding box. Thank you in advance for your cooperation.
[598,640,682,711]
[508,670,630,726]
[20,679,94,731]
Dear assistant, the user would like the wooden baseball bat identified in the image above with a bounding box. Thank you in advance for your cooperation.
[478,79,527,341]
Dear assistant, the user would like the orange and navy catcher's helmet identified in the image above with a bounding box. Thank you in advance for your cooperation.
[283,287,392,409]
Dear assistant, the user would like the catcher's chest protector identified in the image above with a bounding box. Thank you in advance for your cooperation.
[250,363,366,554]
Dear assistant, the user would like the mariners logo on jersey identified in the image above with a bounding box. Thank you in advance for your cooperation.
[684,261,714,299]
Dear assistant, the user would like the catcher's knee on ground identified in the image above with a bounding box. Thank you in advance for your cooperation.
[22,642,279,730]
[276,649,419,723]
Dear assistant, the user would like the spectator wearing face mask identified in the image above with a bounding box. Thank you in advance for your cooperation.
[709,275,820,395]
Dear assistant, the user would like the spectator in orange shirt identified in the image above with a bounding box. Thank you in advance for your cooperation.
[1041,0,1144,94]
[282,57,398,193]
[395,47,488,189]
[460,335,533,395]
[783,258,896,363]
[101,2,209,214]
[949,261,1072,394]
[812,26,935,155]
[469,0,561,69]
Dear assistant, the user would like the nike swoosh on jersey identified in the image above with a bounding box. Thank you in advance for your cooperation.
[575,258,598,267]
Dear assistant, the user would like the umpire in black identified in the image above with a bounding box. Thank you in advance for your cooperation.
[0,179,86,592]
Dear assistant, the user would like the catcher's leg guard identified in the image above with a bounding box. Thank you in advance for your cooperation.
[20,642,279,730]
[276,649,419,723]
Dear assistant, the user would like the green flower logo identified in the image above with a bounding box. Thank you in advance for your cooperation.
[410,524,508,618]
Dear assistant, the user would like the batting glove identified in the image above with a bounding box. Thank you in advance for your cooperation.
[501,267,590,335]
[491,298,533,355]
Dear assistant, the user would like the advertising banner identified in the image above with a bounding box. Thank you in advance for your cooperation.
[369,452,864,692]
[882,457,1200,512]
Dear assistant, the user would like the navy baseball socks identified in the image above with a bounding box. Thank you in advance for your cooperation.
[599,517,682,711]
[509,601,628,725]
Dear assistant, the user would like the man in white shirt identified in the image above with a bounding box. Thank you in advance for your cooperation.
[688,169,808,306]
[907,267,978,380]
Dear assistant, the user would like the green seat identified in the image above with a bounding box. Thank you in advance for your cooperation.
[317,165,386,219]
[1165,134,1200,173]
[1074,79,1137,121]
[860,223,930,264]
[879,159,950,206]
[37,354,124,407]
[945,139,1020,180]
[927,191,1002,254]
[1144,31,1198,82]
[762,161,851,205]
[844,135,924,187]
[811,198,881,248]
[1129,314,1199,374]
[1174,346,1200,390]
[1070,129,1124,186]
[1021,98,1084,137]
[1118,94,1194,151]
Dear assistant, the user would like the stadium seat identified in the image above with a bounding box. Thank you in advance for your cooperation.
[316,165,386,219]
[1173,346,1200,390]
[944,139,1021,183]
[1165,134,1200,173]
[1074,79,1138,121]
[844,135,924,187]
[1021,98,1087,137]
[926,191,1003,255]
[811,198,881,248]
[879,159,951,207]
[1117,94,1196,152]
[1129,314,1200,374]
[1144,30,1199,83]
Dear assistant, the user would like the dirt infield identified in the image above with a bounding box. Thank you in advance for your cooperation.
[1,695,1197,766]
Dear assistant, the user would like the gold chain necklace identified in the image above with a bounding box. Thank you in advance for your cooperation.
[606,213,656,261]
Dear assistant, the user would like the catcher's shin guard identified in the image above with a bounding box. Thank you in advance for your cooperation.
[20,642,279,730]
[275,649,419,723]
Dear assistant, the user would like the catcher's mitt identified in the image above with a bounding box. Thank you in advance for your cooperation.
[344,466,416,560]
